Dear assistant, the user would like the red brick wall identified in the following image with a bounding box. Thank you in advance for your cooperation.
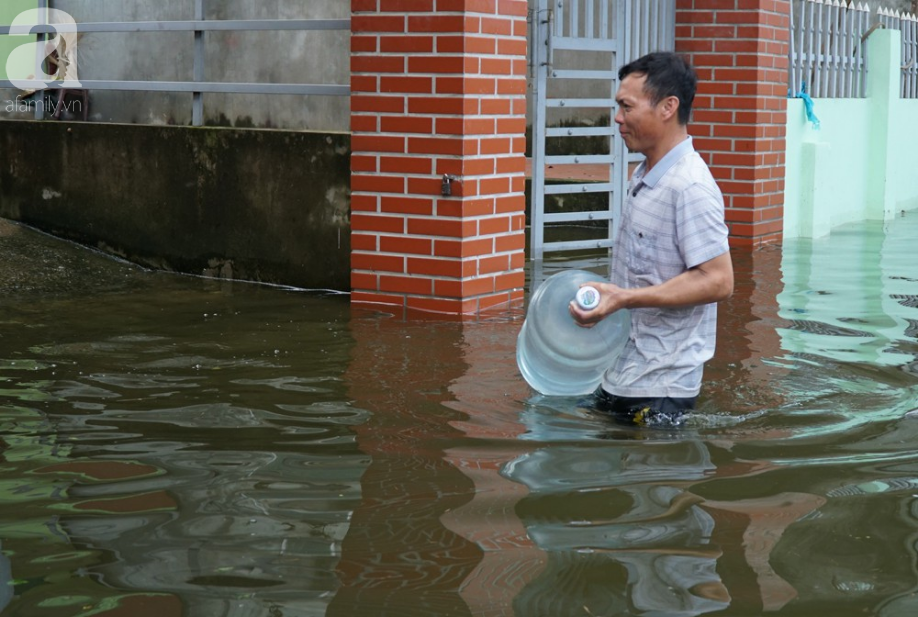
[675,0,791,246]
[350,0,528,314]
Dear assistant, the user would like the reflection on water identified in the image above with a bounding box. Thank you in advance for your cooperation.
[1,213,917,616]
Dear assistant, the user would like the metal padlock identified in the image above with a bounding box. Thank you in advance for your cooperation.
[441,175,458,196]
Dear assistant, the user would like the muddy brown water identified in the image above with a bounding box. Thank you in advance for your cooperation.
[1,214,917,616]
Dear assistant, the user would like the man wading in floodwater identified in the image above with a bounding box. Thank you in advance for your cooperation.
[569,52,734,428]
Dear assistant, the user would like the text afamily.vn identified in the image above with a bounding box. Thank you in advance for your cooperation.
[4,97,83,115]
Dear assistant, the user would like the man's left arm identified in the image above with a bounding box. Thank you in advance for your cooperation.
[620,250,734,308]
[570,251,733,325]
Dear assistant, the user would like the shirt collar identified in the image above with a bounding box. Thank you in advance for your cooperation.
[636,136,695,189]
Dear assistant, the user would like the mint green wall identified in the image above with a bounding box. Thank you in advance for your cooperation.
[887,94,918,215]
[783,29,918,238]
[784,98,873,238]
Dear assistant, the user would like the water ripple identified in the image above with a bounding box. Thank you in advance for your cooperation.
[785,319,874,337]
[231,376,341,393]
[891,294,918,308]
[86,373,199,390]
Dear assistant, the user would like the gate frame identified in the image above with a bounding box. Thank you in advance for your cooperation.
[529,0,630,262]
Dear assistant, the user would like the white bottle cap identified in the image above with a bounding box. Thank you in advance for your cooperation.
[575,285,600,311]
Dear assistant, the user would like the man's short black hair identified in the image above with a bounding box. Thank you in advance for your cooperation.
[618,52,697,125]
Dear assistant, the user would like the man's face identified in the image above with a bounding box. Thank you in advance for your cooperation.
[614,74,665,156]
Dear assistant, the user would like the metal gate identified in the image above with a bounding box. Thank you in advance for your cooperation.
[528,0,675,261]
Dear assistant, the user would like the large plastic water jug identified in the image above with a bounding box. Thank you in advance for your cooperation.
[517,269,631,396]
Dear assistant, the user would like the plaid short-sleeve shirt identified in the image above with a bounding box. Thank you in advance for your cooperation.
[603,137,730,399]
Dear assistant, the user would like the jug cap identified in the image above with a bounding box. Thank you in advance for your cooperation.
[575,285,600,311]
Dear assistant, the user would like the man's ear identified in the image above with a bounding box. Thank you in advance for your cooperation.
[660,96,680,122]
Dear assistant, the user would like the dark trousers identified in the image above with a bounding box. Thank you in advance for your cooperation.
[592,389,696,427]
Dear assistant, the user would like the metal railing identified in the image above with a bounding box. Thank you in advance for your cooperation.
[542,0,674,52]
[879,6,918,98]
[624,0,676,65]
[789,0,918,99]
[0,1,350,125]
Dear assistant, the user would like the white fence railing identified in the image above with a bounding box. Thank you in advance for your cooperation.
[878,6,918,98]
[790,0,918,99]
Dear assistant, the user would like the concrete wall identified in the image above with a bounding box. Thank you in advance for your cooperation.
[0,0,349,130]
[0,122,351,289]
[784,29,918,238]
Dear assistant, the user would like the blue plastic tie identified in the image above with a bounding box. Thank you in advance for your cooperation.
[789,82,820,130]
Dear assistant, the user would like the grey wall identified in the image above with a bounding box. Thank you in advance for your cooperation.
[1,0,349,130]
[0,122,351,289]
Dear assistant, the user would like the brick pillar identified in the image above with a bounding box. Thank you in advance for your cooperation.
[675,0,791,247]
[349,0,528,315]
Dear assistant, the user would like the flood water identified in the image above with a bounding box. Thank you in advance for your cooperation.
[1,212,917,617]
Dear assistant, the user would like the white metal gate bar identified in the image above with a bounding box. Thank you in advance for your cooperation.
[902,12,918,98]
[879,8,918,99]
[627,0,675,62]
[908,13,918,98]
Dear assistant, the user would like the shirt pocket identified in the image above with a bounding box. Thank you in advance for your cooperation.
[625,229,655,276]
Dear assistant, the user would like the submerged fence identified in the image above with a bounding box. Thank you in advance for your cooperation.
[789,0,918,99]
